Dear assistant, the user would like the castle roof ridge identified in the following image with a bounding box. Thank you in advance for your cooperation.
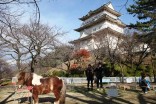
[79,2,121,21]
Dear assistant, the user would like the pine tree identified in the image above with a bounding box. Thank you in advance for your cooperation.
[127,0,156,82]
[127,0,156,32]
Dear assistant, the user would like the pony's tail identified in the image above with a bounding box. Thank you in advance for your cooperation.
[59,79,66,104]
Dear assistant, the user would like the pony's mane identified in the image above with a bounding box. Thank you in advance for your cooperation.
[20,71,32,79]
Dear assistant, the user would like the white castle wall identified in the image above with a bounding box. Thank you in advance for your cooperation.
[78,33,122,51]
[80,21,124,38]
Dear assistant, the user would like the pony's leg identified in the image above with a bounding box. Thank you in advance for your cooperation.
[53,90,61,104]
[32,93,39,104]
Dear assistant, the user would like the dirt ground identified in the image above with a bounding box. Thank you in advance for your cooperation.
[0,84,156,104]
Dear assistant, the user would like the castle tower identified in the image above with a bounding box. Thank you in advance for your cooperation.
[70,2,126,50]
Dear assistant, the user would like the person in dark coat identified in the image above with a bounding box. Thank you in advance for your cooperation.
[85,64,94,90]
[94,62,104,88]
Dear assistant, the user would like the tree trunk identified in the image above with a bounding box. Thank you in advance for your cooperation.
[154,74,156,83]
[151,53,156,83]
[65,61,70,71]
[30,58,35,73]
[110,62,114,76]
[134,65,139,83]
[120,64,124,83]
[17,58,21,71]
[30,62,34,72]
[152,62,156,83]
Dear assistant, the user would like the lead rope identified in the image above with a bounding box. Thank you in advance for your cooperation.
[27,86,33,104]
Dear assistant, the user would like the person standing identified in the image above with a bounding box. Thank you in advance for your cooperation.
[85,64,94,91]
[94,62,104,88]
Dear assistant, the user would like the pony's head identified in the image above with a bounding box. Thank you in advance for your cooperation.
[16,71,26,87]
[15,71,32,87]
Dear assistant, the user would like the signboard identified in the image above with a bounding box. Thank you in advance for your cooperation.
[107,88,118,97]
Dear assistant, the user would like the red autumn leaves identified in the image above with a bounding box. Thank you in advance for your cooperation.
[70,49,90,69]
[73,49,90,59]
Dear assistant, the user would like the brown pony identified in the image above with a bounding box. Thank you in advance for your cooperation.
[16,71,66,104]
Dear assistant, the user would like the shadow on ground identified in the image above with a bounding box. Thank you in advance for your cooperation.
[66,84,156,104]
[0,85,156,104]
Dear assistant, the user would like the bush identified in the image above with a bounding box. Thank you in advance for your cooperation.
[42,70,67,77]
[53,70,67,77]
[68,67,85,77]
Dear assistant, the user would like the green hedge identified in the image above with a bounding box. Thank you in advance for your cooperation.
[42,70,67,77]
[42,68,85,77]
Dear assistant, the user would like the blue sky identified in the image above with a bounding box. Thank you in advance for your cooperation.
[36,0,138,43]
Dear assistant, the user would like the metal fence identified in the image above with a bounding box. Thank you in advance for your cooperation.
[61,77,154,84]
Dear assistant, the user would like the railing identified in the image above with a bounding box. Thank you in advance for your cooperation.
[61,77,154,84]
